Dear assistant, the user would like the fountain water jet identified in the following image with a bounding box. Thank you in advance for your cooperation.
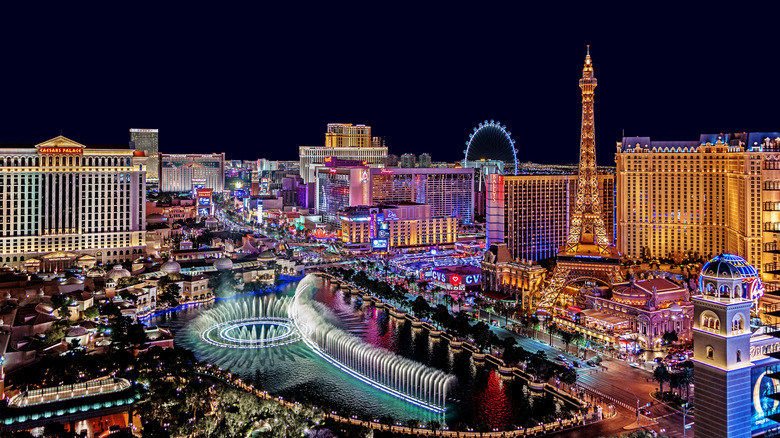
[191,296,301,349]
[289,275,456,413]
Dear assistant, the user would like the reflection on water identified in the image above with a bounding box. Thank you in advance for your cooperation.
[150,276,573,428]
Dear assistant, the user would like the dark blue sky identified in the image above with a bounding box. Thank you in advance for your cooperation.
[1,4,778,166]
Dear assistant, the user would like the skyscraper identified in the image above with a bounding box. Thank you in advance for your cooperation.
[159,153,225,193]
[485,172,615,262]
[615,132,780,283]
[130,128,159,180]
[0,136,147,269]
[315,166,475,225]
[400,154,416,168]
[299,123,388,183]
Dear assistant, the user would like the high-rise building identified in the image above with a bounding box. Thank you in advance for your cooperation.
[485,172,615,261]
[299,123,388,183]
[369,168,474,224]
[418,153,432,168]
[400,154,416,168]
[339,203,458,251]
[159,153,225,193]
[130,129,159,180]
[325,123,371,148]
[315,166,474,225]
[0,136,147,269]
[615,132,780,283]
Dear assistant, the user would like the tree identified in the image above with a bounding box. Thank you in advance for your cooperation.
[83,306,99,320]
[662,330,678,345]
[654,365,669,398]
[209,270,238,297]
[548,321,558,346]
[571,331,585,357]
[50,293,72,320]
[158,282,181,307]
[471,321,492,351]
[411,296,431,319]
[677,366,694,401]
[560,330,574,354]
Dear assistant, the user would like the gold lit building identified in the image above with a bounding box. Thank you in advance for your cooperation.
[299,123,388,183]
[0,136,148,270]
[485,172,615,262]
[339,203,457,251]
[616,133,780,282]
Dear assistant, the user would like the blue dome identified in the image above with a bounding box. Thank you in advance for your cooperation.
[699,254,764,301]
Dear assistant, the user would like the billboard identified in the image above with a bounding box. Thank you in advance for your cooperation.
[372,239,388,250]
[377,222,390,239]
[752,358,780,435]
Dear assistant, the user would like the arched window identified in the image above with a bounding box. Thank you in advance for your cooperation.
[706,346,714,360]
[733,314,745,333]
[737,350,742,362]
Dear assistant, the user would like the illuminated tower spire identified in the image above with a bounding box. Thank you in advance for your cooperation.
[564,46,610,254]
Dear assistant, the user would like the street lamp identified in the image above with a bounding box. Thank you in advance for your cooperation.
[681,402,693,438]
[626,387,640,420]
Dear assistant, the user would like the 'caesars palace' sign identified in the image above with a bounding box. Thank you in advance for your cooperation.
[39,147,82,154]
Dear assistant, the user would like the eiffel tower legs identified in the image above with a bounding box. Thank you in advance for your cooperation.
[536,264,572,313]
[535,261,623,315]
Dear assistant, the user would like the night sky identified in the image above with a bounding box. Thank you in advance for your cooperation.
[2,5,779,166]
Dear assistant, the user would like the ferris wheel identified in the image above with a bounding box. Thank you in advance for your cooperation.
[463,120,519,175]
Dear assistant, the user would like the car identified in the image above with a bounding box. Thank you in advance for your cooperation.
[586,360,595,367]
[572,361,580,368]
[640,408,652,416]
[630,362,640,368]
[557,354,566,361]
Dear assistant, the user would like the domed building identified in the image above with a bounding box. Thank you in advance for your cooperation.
[107,264,131,281]
[85,266,106,278]
[160,260,181,275]
[699,254,764,306]
[214,257,233,271]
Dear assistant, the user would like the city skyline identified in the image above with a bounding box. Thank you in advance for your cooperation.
[2,5,778,165]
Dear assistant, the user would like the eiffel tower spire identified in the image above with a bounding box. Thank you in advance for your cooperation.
[534,46,621,315]
[564,46,610,254]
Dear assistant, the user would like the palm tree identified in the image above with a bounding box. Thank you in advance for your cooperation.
[677,366,694,401]
[560,330,574,354]
[653,365,669,399]
[570,331,585,358]
[548,321,558,347]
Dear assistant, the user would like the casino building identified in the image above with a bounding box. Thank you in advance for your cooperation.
[159,153,225,193]
[0,136,148,270]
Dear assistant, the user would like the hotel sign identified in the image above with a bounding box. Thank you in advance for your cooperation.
[39,147,82,154]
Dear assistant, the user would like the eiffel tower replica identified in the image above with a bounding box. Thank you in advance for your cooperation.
[535,46,622,315]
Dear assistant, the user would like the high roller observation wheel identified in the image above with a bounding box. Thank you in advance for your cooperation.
[463,119,519,175]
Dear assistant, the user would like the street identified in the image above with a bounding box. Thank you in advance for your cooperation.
[476,309,694,437]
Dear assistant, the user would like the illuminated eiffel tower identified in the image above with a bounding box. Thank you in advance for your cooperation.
[535,47,622,314]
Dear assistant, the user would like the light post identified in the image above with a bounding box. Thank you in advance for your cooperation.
[626,387,640,422]
[681,402,693,438]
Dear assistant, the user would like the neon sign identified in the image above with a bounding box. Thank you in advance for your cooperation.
[431,271,481,286]
[39,147,82,154]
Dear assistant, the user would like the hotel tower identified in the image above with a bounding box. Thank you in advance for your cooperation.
[0,136,148,270]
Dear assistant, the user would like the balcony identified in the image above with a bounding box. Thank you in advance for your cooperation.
[768,263,780,275]
[766,242,780,254]
[766,223,780,233]
[767,182,780,191]
[767,202,780,212]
